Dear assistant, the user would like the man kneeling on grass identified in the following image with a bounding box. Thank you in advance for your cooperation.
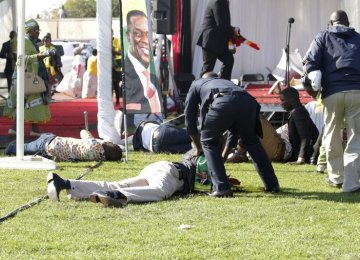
[47,155,241,207]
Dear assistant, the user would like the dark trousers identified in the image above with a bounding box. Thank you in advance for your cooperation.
[201,94,279,191]
[153,124,192,153]
[200,48,234,80]
[6,73,12,92]
[112,69,122,103]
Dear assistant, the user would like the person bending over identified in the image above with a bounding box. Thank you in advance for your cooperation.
[185,72,280,197]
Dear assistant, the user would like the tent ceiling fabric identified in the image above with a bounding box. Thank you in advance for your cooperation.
[191,0,360,80]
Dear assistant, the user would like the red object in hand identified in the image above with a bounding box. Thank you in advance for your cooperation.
[235,34,260,51]
[235,35,245,46]
[246,40,260,50]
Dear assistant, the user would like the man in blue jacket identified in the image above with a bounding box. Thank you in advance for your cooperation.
[303,10,360,192]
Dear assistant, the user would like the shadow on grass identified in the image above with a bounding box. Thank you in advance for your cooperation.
[231,187,360,204]
[276,189,360,203]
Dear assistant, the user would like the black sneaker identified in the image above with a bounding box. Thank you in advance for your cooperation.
[325,176,342,188]
[264,186,280,193]
[47,172,64,201]
[4,140,16,155]
[89,190,127,207]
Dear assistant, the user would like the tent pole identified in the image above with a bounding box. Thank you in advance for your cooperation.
[118,0,129,163]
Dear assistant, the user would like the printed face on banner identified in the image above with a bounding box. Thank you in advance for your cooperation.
[127,15,150,68]
[122,1,163,120]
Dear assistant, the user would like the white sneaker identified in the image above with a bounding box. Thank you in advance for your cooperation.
[317,164,326,173]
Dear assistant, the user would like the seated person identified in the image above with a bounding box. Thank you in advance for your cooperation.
[132,120,192,154]
[279,87,319,164]
[4,130,122,162]
[47,155,241,207]
[228,87,319,164]
[227,116,285,163]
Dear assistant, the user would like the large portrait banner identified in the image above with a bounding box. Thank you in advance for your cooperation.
[121,0,163,116]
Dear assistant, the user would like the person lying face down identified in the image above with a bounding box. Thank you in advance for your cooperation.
[47,155,241,207]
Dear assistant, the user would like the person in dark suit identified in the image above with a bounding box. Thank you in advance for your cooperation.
[196,0,240,80]
[185,72,280,197]
[0,30,17,92]
[124,10,163,123]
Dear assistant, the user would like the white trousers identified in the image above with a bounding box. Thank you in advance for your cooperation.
[323,90,360,192]
[81,71,97,98]
[67,161,184,203]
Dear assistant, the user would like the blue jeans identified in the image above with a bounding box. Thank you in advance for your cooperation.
[7,133,56,158]
[153,124,192,153]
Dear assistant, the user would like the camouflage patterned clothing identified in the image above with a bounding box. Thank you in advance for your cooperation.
[45,130,105,161]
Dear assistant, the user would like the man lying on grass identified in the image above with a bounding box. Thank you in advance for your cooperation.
[47,155,241,207]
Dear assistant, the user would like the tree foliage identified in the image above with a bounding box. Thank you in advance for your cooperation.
[63,0,120,18]
[65,0,96,18]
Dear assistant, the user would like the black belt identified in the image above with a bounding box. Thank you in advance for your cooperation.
[45,136,56,147]
[173,163,184,180]
[214,91,244,98]
[151,127,160,152]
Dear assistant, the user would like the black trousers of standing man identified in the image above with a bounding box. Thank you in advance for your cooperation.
[200,48,234,80]
[201,92,279,192]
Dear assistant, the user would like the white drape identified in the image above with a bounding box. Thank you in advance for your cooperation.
[96,0,122,145]
[191,0,360,80]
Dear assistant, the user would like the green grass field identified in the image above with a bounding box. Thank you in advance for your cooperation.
[1,152,360,259]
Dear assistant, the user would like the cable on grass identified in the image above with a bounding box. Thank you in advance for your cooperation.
[0,161,103,224]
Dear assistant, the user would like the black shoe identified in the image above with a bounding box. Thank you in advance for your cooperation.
[264,186,280,193]
[207,189,233,198]
[47,172,64,201]
[4,140,16,155]
[350,187,360,193]
[89,190,127,207]
[325,176,342,188]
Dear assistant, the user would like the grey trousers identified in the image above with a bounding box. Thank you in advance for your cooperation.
[67,161,184,203]
[323,90,360,192]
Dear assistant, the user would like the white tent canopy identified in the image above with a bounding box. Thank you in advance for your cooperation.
[191,0,360,80]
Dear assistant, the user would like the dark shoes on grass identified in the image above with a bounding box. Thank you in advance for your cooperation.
[47,172,63,201]
[89,190,127,208]
[207,189,233,197]
[4,141,16,156]
[264,186,280,193]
